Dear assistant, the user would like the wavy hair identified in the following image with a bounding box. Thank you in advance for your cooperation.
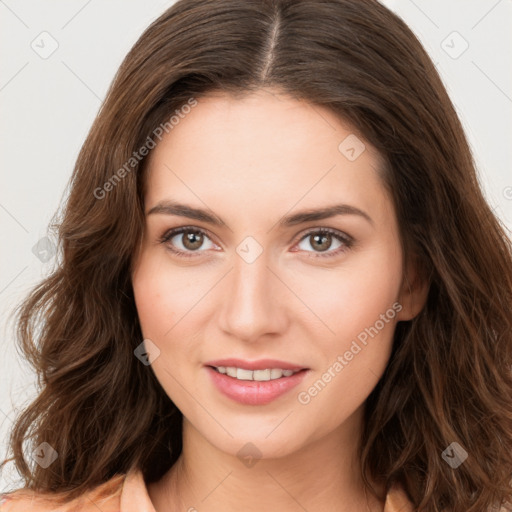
[2,0,512,510]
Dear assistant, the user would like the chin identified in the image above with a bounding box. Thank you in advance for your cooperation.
[200,420,312,461]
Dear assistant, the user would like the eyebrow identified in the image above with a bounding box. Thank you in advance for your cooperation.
[147,200,373,228]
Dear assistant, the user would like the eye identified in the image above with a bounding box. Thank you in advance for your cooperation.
[159,226,353,259]
[294,228,353,258]
[158,226,218,258]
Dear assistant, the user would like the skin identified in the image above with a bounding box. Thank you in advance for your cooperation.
[131,88,428,512]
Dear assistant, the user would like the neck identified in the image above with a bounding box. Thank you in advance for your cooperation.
[148,412,384,512]
[148,408,385,512]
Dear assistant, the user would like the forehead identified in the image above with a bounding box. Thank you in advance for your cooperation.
[144,89,390,225]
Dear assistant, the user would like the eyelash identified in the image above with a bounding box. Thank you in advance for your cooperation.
[158,226,354,259]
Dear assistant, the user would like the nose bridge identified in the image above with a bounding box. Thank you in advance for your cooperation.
[218,244,286,341]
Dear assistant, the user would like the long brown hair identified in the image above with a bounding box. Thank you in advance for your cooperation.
[2,1,511,510]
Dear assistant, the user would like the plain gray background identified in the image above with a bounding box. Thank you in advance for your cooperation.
[1,0,511,492]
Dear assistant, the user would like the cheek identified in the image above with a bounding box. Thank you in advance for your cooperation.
[132,249,200,339]
[131,250,209,379]
[297,242,402,342]
[293,245,402,416]
[132,253,201,412]
[132,251,176,341]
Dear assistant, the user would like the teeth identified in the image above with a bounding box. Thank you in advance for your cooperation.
[237,368,253,380]
[270,368,282,379]
[214,366,300,381]
[253,369,270,381]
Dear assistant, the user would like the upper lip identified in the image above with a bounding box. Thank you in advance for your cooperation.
[205,358,308,371]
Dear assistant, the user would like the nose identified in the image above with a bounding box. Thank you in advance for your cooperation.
[217,248,289,343]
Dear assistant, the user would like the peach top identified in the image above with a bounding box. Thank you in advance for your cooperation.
[0,468,414,511]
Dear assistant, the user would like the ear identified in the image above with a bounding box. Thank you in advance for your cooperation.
[396,254,430,321]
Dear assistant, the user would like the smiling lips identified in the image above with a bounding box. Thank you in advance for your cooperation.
[205,358,309,405]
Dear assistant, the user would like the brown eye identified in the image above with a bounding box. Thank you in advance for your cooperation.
[295,228,352,258]
[160,227,217,257]
[309,232,332,252]
[181,230,204,251]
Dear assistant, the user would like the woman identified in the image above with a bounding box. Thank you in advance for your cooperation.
[1,0,511,511]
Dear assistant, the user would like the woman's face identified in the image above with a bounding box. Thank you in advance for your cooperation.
[131,89,424,460]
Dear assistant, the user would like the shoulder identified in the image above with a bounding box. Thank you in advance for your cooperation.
[383,483,512,512]
[0,473,126,512]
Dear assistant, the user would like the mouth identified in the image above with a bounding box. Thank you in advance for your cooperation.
[204,359,310,405]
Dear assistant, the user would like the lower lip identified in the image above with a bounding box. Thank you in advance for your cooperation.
[205,366,309,405]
